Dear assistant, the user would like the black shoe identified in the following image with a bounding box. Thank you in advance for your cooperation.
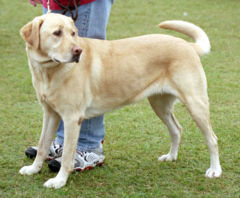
[48,159,61,172]
[25,142,63,160]
[25,146,37,159]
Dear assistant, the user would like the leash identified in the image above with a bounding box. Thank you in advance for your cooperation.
[46,0,80,21]
[47,0,51,13]
[54,0,80,21]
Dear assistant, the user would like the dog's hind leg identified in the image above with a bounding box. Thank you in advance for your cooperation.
[182,94,222,178]
[19,106,60,175]
[148,94,182,161]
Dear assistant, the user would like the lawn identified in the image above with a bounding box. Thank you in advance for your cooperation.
[0,0,240,197]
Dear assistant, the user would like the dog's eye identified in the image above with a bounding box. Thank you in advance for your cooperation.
[72,31,75,36]
[53,30,62,36]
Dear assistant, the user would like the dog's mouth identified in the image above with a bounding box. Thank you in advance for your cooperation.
[52,55,80,64]
[71,54,80,63]
[53,58,61,63]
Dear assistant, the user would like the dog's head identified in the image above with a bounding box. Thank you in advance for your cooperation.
[20,13,82,64]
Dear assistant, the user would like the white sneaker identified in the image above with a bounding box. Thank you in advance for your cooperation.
[25,141,63,160]
[48,149,105,172]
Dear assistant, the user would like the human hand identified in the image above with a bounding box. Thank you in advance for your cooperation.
[29,0,42,7]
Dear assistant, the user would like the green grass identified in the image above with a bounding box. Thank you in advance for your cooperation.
[1,0,240,197]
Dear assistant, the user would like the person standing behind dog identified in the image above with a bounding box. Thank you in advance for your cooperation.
[26,0,113,172]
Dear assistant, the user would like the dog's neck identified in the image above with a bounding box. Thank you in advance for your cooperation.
[26,48,77,87]
[26,48,60,69]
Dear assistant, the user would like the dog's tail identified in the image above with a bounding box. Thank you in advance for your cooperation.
[158,20,210,56]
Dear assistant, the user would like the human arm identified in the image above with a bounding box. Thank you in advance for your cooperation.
[29,0,42,7]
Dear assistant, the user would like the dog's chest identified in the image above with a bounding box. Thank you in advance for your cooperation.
[30,66,55,104]
[40,92,59,113]
[38,85,55,107]
[33,75,58,110]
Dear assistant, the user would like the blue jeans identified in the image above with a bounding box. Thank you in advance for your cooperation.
[43,0,112,151]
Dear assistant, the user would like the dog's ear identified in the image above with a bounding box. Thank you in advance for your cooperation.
[20,16,44,50]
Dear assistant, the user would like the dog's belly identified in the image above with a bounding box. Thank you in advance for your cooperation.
[130,81,177,102]
[84,80,177,119]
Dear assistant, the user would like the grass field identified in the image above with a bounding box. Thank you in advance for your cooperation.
[0,0,240,197]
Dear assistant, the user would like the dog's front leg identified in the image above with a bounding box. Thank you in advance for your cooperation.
[19,106,60,175]
[44,115,82,189]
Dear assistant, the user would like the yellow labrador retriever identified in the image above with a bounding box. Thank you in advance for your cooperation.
[19,13,222,188]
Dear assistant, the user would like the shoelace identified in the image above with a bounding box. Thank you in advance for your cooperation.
[53,142,63,154]
[77,151,87,157]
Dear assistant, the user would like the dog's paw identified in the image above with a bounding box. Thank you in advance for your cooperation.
[205,167,222,178]
[44,177,66,189]
[158,153,177,162]
[19,165,40,175]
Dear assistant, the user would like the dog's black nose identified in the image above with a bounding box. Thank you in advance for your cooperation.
[72,46,82,56]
